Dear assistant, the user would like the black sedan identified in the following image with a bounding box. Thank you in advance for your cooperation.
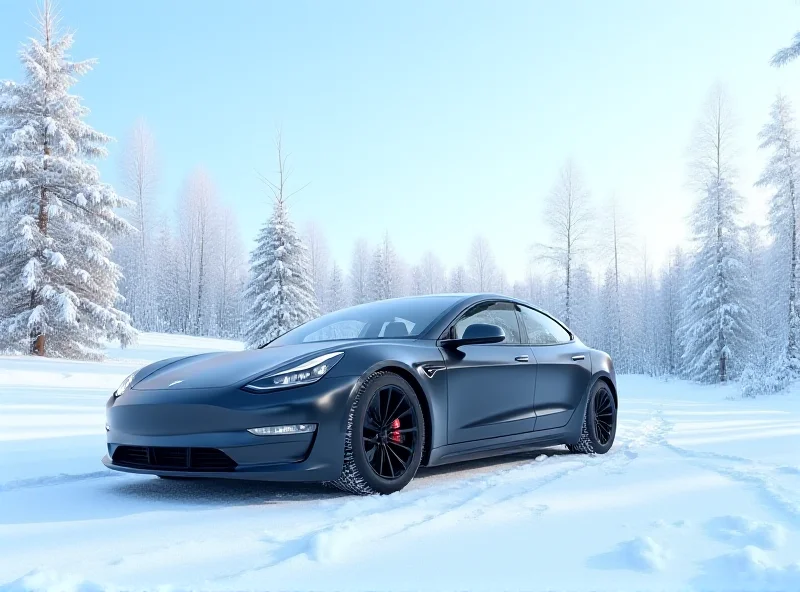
[103,294,618,495]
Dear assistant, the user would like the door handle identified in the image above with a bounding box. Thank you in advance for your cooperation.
[514,355,529,362]
[571,355,585,361]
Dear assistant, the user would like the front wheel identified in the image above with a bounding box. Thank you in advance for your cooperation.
[568,380,617,454]
[331,371,424,495]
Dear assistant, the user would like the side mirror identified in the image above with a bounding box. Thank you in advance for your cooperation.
[441,323,506,348]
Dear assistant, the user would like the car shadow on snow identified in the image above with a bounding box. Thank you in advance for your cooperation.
[108,446,571,505]
[415,446,571,482]
[109,476,339,505]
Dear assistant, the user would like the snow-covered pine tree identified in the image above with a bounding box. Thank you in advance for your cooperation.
[678,87,752,383]
[0,2,135,358]
[244,137,318,349]
[756,94,800,376]
[772,31,800,67]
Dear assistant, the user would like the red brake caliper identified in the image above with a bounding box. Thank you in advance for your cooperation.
[389,418,402,443]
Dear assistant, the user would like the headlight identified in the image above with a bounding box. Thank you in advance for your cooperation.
[114,372,135,397]
[244,352,344,392]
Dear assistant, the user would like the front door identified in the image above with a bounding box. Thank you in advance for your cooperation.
[442,301,537,444]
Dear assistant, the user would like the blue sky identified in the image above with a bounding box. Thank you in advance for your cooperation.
[2,0,800,282]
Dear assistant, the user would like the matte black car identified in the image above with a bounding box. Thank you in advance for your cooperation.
[103,294,618,495]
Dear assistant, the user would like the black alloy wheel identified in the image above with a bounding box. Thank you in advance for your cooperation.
[362,384,419,480]
[331,371,425,495]
[592,386,615,445]
[568,380,617,455]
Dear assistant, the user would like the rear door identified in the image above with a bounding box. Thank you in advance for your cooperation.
[441,301,537,444]
[517,305,592,431]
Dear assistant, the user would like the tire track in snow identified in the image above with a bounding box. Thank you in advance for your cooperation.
[212,459,587,580]
[655,409,800,528]
[214,412,666,580]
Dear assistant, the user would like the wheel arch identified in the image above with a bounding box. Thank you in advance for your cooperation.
[344,360,435,467]
[593,372,618,409]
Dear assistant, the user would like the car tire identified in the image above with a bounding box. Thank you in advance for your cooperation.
[568,380,617,454]
[331,371,425,495]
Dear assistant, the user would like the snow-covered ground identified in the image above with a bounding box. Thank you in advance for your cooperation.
[1,334,800,592]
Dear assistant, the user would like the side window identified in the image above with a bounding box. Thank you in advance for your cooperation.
[518,306,571,345]
[453,302,522,344]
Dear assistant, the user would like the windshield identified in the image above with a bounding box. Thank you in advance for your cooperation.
[268,296,462,346]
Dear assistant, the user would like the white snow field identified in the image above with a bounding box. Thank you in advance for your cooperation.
[2,334,800,592]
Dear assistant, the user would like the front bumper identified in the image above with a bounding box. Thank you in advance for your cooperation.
[104,374,359,482]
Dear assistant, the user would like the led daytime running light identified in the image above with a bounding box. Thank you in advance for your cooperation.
[245,352,344,392]
[248,424,317,436]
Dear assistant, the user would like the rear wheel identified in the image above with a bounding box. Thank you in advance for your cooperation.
[568,380,616,454]
[331,371,424,495]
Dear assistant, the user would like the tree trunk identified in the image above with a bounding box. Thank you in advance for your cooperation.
[613,211,622,362]
[715,114,726,383]
[565,223,571,327]
[195,237,205,334]
[31,146,51,356]
[788,174,798,363]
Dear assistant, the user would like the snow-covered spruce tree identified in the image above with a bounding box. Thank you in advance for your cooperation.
[678,87,752,383]
[0,3,135,358]
[772,31,800,67]
[756,94,800,377]
[244,137,318,349]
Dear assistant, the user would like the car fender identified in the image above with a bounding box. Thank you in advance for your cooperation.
[589,349,617,408]
[338,347,448,455]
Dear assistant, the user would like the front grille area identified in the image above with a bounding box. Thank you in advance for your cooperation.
[112,445,237,472]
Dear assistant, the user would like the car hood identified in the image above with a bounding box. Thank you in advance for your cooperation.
[131,342,351,390]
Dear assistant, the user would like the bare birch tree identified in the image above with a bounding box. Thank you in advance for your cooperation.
[468,235,496,292]
[119,118,159,327]
[420,250,445,294]
[540,160,592,326]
